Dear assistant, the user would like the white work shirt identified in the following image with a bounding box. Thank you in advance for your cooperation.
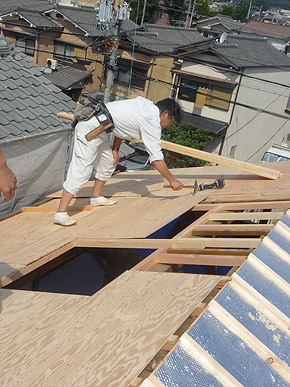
[106,96,164,162]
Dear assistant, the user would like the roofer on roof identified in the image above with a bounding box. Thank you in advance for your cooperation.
[54,96,184,226]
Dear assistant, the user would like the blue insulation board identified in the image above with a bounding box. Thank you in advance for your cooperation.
[237,263,290,319]
[187,310,288,386]
[254,243,290,284]
[267,227,290,256]
[155,344,223,387]
[215,285,290,367]
[281,213,290,229]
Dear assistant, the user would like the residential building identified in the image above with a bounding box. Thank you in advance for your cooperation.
[173,35,290,162]
[0,0,136,100]
[194,14,244,39]
[0,36,75,216]
[106,23,206,103]
[240,19,290,53]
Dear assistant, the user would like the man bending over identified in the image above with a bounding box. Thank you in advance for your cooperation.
[54,97,183,226]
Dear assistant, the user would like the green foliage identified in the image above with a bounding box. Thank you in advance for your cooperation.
[161,122,213,168]
[195,0,210,18]
[233,0,251,21]
[221,5,235,18]
[130,0,159,25]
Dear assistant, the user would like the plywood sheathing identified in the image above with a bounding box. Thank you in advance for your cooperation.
[0,192,208,284]
[0,271,221,387]
[49,161,290,199]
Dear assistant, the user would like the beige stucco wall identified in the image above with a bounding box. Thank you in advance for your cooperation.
[111,49,174,102]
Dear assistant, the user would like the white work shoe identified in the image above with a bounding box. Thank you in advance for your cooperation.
[53,213,77,226]
[90,196,116,207]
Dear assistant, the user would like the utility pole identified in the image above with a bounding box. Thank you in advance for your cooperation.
[189,0,196,27]
[141,0,147,26]
[98,0,128,103]
[185,0,192,28]
[247,0,252,19]
[103,21,120,104]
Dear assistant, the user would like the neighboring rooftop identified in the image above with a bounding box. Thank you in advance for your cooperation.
[177,34,290,69]
[196,14,245,32]
[211,34,290,68]
[0,36,75,141]
[240,19,290,40]
[127,23,206,54]
[44,65,91,90]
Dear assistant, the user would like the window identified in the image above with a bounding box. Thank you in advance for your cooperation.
[5,33,35,56]
[229,145,237,158]
[178,76,233,111]
[54,41,75,61]
[114,58,149,90]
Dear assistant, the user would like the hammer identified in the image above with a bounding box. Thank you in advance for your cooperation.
[198,178,225,191]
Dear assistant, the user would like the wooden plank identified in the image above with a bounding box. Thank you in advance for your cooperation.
[141,375,166,387]
[159,140,282,180]
[191,224,273,236]
[57,111,73,121]
[74,237,262,250]
[156,253,246,266]
[209,211,285,221]
[170,237,262,248]
[0,271,222,386]
[221,201,290,211]
[161,335,179,351]
[204,192,290,204]
[21,205,93,212]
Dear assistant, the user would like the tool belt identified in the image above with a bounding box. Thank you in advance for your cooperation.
[84,98,114,142]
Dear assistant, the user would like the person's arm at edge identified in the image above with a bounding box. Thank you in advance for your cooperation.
[112,136,123,165]
[153,159,183,190]
[0,147,17,202]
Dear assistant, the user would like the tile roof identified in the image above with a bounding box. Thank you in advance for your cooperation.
[211,35,290,68]
[128,23,206,54]
[196,14,245,31]
[44,65,91,89]
[0,36,75,141]
[240,20,290,40]
[0,1,138,38]
[0,0,52,14]
[0,9,58,28]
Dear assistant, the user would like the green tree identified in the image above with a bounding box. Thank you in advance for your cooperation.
[195,0,210,18]
[233,0,251,22]
[221,5,235,18]
[130,0,159,25]
[161,122,213,168]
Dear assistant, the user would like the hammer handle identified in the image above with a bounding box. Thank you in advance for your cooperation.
[163,184,195,188]
[85,121,112,142]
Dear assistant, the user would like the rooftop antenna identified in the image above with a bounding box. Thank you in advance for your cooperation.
[219,32,227,44]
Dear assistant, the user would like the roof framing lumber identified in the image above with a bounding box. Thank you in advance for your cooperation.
[159,140,282,180]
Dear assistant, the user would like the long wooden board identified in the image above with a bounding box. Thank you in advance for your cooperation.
[57,111,281,180]
[0,271,222,387]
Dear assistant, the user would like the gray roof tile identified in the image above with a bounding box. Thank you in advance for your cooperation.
[129,23,206,54]
[0,36,75,140]
[212,35,290,68]
[44,66,91,90]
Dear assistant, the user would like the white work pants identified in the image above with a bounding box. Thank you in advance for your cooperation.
[63,122,115,195]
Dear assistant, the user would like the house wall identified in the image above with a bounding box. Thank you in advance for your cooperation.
[0,17,104,95]
[176,61,240,123]
[222,67,290,162]
[111,49,173,103]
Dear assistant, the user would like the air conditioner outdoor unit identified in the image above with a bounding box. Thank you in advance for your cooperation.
[46,58,58,70]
